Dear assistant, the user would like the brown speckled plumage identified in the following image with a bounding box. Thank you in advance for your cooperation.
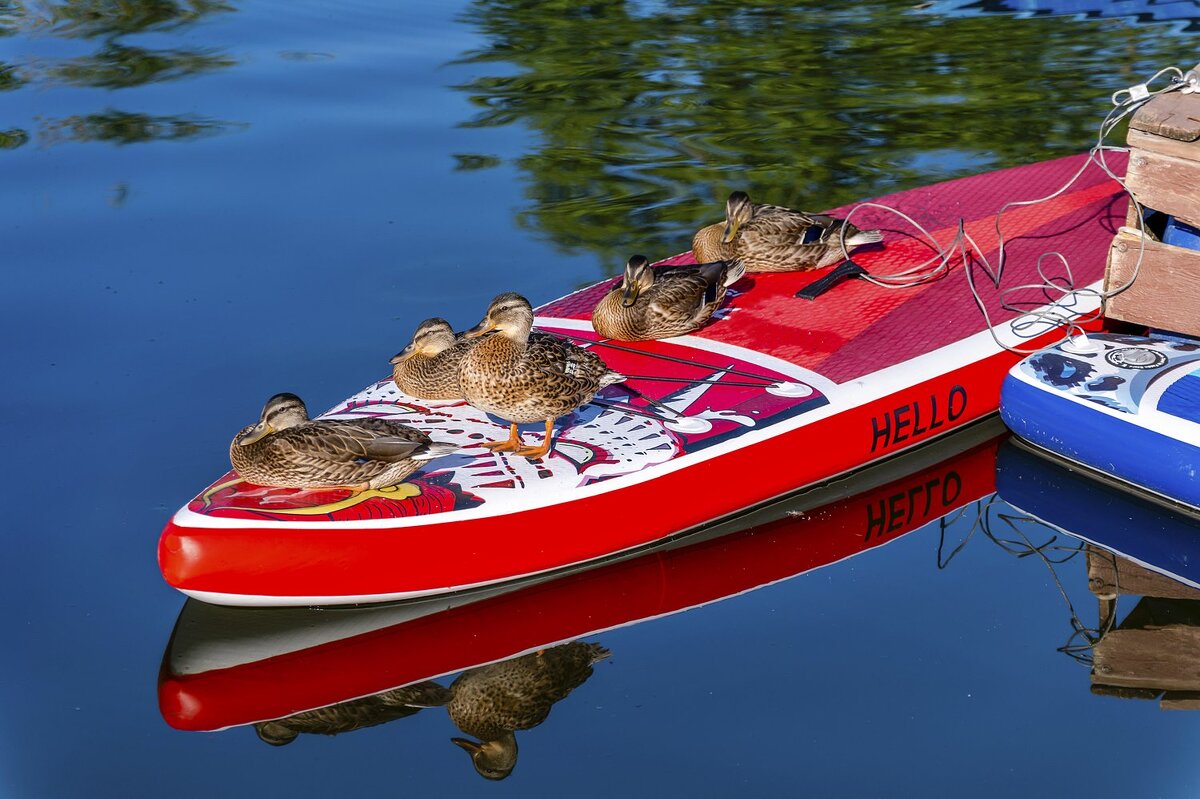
[254,681,451,746]
[448,642,611,780]
[692,191,882,273]
[390,317,474,400]
[591,255,744,341]
[460,293,624,459]
[229,393,456,490]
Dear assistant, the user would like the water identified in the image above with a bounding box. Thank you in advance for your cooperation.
[3,0,1200,795]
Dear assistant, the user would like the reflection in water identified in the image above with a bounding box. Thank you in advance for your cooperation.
[46,42,235,89]
[254,681,451,746]
[252,642,610,781]
[453,0,1187,271]
[447,642,610,780]
[984,439,1200,706]
[6,0,232,38]
[38,110,239,145]
[3,0,240,148]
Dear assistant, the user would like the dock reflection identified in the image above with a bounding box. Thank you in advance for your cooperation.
[996,439,1200,708]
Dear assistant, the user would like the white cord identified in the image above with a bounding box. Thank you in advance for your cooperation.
[831,63,1190,355]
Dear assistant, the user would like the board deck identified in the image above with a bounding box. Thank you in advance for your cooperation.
[1001,332,1200,510]
[158,152,1127,606]
[159,422,1005,733]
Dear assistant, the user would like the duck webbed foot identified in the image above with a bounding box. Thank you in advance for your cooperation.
[481,422,523,453]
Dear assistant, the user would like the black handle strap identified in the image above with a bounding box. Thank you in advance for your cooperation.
[794,260,867,301]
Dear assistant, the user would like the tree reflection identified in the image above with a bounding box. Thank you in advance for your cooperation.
[38,110,239,145]
[47,42,235,89]
[3,0,239,148]
[453,0,1185,271]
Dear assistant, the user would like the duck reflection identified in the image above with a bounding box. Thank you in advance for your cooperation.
[250,642,610,780]
[254,681,451,746]
[447,643,610,780]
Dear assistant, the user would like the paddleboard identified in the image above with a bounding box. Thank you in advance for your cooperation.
[159,421,1005,733]
[158,152,1125,606]
[1001,331,1200,511]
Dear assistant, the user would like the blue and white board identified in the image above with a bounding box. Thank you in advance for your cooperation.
[1000,332,1200,511]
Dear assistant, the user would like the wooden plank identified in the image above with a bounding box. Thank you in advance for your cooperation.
[1092,626,1200,691]
[1160,691,1200,711]
[1090,683,1161,700]
[1125,150,1200,229]
[1103,229,1200,337]
[1129,92,1200,142]
[1087,546,1200,600]
[1128,128,1200,162]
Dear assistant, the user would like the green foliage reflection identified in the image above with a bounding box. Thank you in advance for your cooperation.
[454,0,1193,270]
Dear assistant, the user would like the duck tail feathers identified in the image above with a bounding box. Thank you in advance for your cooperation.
[847,229,883,247]
[722,258,746,286]
[600,371,626,387]
[412,441,458,461]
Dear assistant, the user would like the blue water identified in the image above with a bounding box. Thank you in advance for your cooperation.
[3,0,1200,795]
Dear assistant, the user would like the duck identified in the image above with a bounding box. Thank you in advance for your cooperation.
[692,190,883,272]
[390,317,474,400]
[591,255,745,341]
[459,292,625,460]
[254,681,451,746]
[447,642,611,780]
[229,392,456,491]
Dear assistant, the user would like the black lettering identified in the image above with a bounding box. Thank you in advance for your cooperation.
[923,478,939,517]
[906,485,922,524]
[894,405,912,444]
[887,493,905,532]
[870,412,892,453]
[865,500,886,541]
[942,470,962,506]
[929,393,944,430]
[912,399,928,436]
[948,385,968,421]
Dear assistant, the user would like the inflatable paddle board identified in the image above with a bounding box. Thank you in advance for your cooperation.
[160,421,1005,732]
[158,152,1126,606]
[1001,332,1200,512]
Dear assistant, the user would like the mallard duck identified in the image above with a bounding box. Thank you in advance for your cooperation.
[254,681,451,746]
[459,292,625,460]
[390,317,474,400]
[591,255,745,341]
[692,190,883,272]
[448,642,610,780]
[229,392,456,491]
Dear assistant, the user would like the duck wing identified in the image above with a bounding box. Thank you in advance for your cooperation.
[273,420,429,465]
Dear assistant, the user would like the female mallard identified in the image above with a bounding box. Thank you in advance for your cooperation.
[448,642,610,781]
[591,255,744,341]
[459,293,625,460]
[692,190,882,272]
[390,317,474,400]
[229,393,456,491]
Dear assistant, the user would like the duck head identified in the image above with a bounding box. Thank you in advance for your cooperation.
[723,191,754,243]
[619,255,654,307]
[390,317,458,364]
[235,392,309,446]
[451,732,518,781]
[465,292,534,341]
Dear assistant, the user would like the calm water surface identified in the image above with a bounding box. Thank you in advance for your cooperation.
[3,1,1200,796]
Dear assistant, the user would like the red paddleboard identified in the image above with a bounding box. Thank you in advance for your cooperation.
[158,153,1125,606]
[159,422,1005,732]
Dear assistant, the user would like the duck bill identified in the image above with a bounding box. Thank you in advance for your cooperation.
[389,345,416,364]
[620,282,640,308]
[451,738,484,754]
[722,218,740,243]
[464,321,497,339]
[235,423,272,446]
